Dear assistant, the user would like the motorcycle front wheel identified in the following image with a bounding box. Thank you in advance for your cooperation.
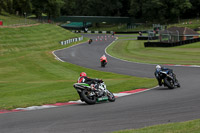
[81,90,96,105]
[164,77,175,89]
[107,91,115,102]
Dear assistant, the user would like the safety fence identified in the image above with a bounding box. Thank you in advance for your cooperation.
[72,30,114,34]
[71,30,148,34]
[144,37,200,47]
[60,36,83,45]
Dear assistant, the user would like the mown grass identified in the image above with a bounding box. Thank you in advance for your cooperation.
[0,24,156,110]
[107,39,200,65]
[112,119,200,133]
[0,12,37,26]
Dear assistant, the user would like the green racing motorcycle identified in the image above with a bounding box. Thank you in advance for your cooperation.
[73,81,115,105]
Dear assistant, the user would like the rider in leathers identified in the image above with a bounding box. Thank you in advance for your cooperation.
[77,72,103,100]
[100,54,107,65]
[154,65,179,86]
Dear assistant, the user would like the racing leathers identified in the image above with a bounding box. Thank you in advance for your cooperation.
[100,55,107,63]
[154,67,178,86]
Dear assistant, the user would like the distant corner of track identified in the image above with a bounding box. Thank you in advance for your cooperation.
[52,34,200,68]
[52,40,88,62]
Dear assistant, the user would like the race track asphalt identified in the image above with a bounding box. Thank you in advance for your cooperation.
[0,34,200,133]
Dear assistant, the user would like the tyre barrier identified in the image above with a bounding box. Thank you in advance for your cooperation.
[60,36,83,45]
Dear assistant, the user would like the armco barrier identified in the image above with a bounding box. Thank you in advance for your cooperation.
[60,36,83,45]
[144,37,200,47]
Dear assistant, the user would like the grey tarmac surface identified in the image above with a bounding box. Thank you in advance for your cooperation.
[1,34,200,133]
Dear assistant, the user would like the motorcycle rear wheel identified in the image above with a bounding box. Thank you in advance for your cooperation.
[101,61,105,67]
[81,90,96,105]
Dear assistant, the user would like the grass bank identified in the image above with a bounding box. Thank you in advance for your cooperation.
[0,24,156,110]
[112,119,200,133]
[107,39,200,65]
[0,12,37,26]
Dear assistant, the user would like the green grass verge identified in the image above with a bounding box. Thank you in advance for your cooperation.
[112,119,200,133]
[107,39,200,65]
[0,24,156,110]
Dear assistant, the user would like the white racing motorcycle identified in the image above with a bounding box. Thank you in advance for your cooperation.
[73,81,115,105]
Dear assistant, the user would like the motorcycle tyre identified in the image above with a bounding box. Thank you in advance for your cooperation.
[81,90,96,105]
[107,91,115,102]
[101,62,105,67]
[177,83,181,88]
[164,77,175,89]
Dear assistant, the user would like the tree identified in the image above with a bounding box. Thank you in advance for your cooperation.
[31,0,63,19]
[61,0,124,16]
[45,0,64,19]
[119,0,131,16]
[31,0,46,18]
[129,0,192,24]
[13,0,32,15]
[129,0,144,18]
[61,0,76,15]
[171,0,192,22]
[0,0,6,14]
[183,0,200,19]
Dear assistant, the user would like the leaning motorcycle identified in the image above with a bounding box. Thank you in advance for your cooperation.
[73,81,115,104]
[156,70,180,89]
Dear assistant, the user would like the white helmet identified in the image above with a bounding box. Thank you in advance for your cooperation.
[156,65,161,69]
[103,54,106,57]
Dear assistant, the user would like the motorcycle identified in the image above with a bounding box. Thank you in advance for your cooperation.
[156,70,180,89]
[101,60,107,67]
[88,39,92,44]
[73,81,115,104]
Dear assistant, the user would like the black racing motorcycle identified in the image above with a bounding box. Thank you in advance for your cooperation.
[73,81,115,104]
[156,70,180,89]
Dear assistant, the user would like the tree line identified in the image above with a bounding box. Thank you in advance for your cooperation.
[0,0,199,23]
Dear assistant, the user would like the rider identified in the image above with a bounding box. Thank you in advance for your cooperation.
[154,65,178,86]
[78,72,103,89]
[100,54,107,64]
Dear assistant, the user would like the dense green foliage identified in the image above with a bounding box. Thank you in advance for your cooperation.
[0,0,200,23]
[129,0,192,23]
